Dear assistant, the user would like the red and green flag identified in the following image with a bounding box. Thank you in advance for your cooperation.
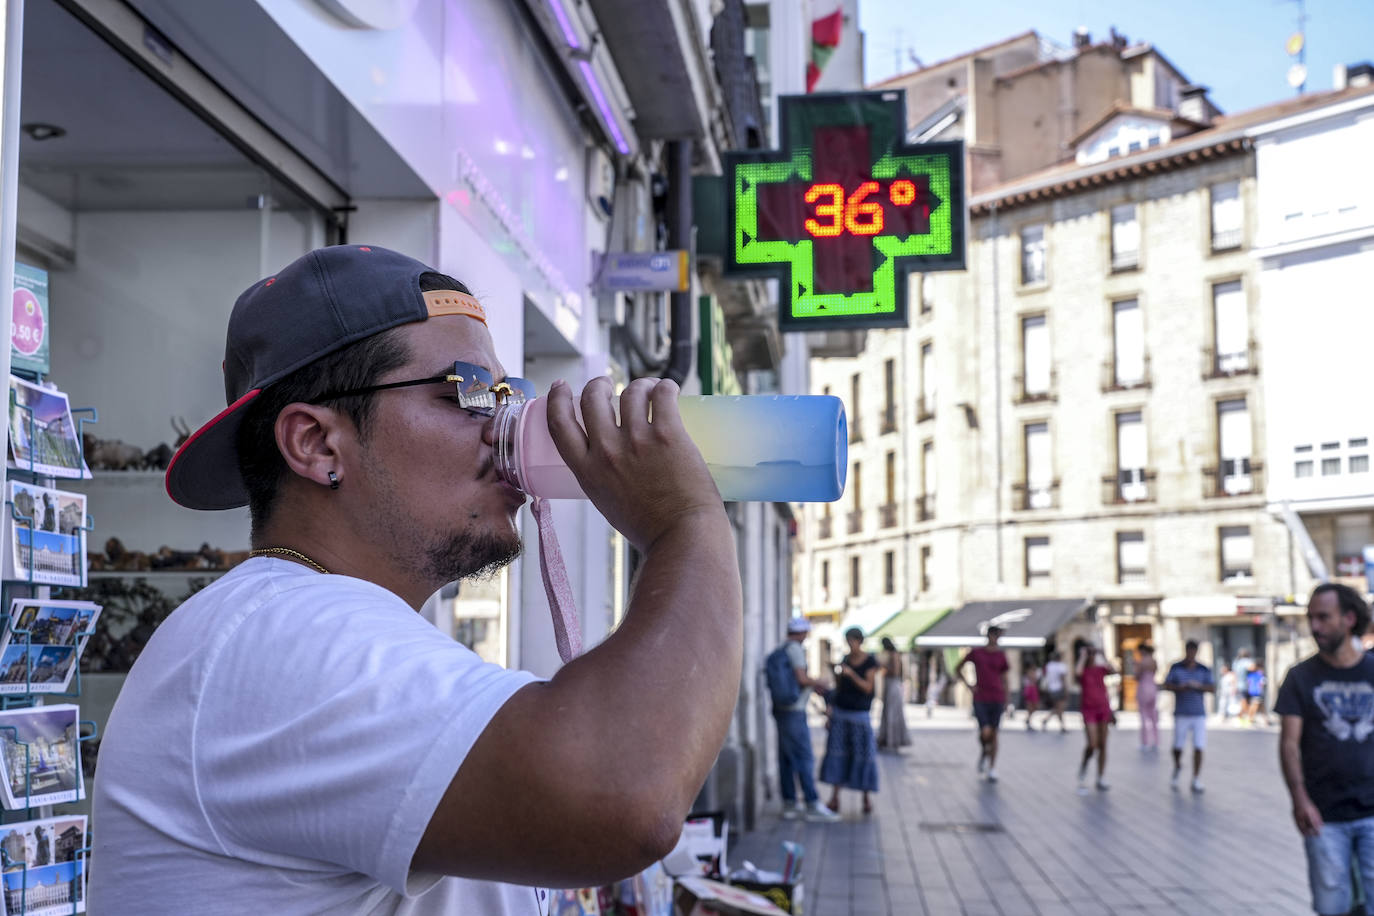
[806,6,845,92]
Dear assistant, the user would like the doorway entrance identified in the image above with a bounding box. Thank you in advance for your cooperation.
[1115,623,1153,711]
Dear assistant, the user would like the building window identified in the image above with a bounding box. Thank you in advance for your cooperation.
[849,460,862,533]
[1211,180,1242,251]
[1217,398,1253,495]
[850,555,860,598]
[882,451,897,528]
[918,342,935,420]
[1295,460,1314,478]
[1117,531,1147,585]
[1324,457,1342,476]
[1025,536,1051,586]
[1020,314,1052,399]
[1110,204,1139,270]
[920,544,932,592]
[1112,298,1146,388]
[1115,411,1149,502]
[882,359,895,433]
[1353,455,1370,474]
[1211,280,1249,375]
[919,439,935,520]
[920,277,933,314]
[820,559,830,593]
[1023,422,1054,508]
[883,551,895,595]
[1020,224,1046,285]
[1220,526,1253,583]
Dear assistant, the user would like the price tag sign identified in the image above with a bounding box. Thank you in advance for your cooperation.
[725,90,965,331]
[11,262,49,375]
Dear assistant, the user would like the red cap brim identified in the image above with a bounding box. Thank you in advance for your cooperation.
[164,389,261,510]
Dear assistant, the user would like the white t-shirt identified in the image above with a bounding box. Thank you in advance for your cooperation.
[1043,660,1068,693]
[89,558,547,914]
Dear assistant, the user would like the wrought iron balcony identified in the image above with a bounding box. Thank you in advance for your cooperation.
[1102,469,1157,505]
[915,493,935,522]
[1202,460,1264,498]
[1202,342,1259,379]
[847,510,863,534]
[916,396,935,423]
[1111,249,1140,272]
[1012,479,1060,511]
[1211,228,1243,252]
[1012,371,1057,405]
[1101,355,1152,392]
[879,502,898,528]
[817,515,833,540]
[849,417,863,443]
[880,405,896,435]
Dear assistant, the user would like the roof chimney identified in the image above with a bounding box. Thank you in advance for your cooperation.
[1073,27,1091,51]
[1348,63,1374,88]
[1178,84,1213,126]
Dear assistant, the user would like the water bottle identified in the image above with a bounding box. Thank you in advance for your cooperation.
[493,393,847,502]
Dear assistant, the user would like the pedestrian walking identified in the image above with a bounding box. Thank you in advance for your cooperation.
[766,618,841,822]
[1216,664,1238,724]
[1245,660,1271,727]
[876,637,912,751]
[1022,661,1042,730]
[1277,582,1374,916]
[1165,639,1215,793]
[925,668,948,718]
[1076,640,1116,792]
[1137,643,1160,751]
[1038,651,1069,733]
[956,625,1010,782]
[821,627,880,814]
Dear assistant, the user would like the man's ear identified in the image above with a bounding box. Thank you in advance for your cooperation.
[274,403,351,490]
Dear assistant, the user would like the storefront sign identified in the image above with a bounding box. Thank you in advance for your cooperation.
[597,251,689,292]
[11,262,49,375]
[724,90,965,332]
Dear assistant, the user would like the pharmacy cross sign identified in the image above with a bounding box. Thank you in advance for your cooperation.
[725,90,965,331]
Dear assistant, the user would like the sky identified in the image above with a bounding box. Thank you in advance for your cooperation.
[858,0,1374,115]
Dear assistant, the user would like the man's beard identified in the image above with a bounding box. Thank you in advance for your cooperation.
[424,526,523,583]
[1316,630,1350,656]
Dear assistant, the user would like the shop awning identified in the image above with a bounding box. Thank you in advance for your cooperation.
[865,607,952,650]
[838,602,903,640]
[915,598,1091,649]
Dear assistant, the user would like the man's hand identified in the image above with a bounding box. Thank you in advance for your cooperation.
[546,377,723,552]
[1292,797,1324,837]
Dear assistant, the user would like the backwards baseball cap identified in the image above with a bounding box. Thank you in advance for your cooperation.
[165,244,487,511]
[787,617,812,634]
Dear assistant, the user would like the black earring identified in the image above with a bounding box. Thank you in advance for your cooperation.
[328,471,340,490]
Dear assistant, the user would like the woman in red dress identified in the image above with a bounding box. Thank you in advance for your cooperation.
[1075,640,1117,793]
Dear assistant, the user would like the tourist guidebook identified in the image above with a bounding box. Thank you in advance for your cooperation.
[6,377,89,479]
[0,705,83,810]
[0,601,101,695]
[3,482,85,587]
[0,814,86,916]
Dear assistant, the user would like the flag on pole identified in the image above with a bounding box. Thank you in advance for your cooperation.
[806,5,845,92]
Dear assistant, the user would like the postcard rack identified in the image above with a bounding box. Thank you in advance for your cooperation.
[1,368,98,914]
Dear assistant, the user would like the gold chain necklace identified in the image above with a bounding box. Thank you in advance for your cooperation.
[248,547,330,575]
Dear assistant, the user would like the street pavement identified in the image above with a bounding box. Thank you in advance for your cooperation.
[731,706,1310,916]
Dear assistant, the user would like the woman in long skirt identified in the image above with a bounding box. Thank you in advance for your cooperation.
[876,637,911,751]
[822,627,881,814]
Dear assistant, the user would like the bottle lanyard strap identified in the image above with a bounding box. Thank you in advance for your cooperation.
[532,497,582,664]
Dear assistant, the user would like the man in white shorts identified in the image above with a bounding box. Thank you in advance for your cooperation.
[1164,639,1215,793]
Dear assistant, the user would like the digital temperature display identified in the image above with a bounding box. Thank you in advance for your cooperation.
[724,91,965,331]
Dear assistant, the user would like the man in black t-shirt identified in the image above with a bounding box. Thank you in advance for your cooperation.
[1276,582,1374,916]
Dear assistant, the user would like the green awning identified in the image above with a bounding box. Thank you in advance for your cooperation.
[865,607,951,650]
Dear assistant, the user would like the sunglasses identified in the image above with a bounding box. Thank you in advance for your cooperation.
[313,361,537,417]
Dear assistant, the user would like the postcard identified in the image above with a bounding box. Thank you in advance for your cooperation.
[0,705,83,810]
[0,814,86,915]
[3,600,99,650]
[4,483,85,587]
[6,377,89,480]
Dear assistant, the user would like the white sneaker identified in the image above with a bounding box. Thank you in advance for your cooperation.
[805,802,841,822]
[1096,778,1110,791]
[781,803,802,820]
[1170,768,1181,790]
[985,767,998,783]
[1191,778,1205,794]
